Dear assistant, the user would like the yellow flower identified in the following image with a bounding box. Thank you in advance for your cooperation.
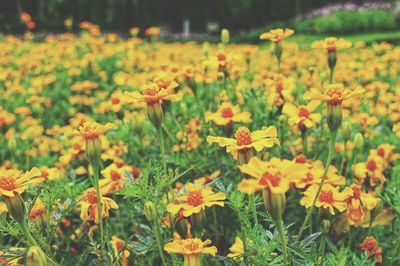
[65,122,114,140]
[311,37,352,52]
[238,157,308,194]
[78,187,119,224]
[259,28,294,43]
[124,81,182,105]
[0,168,42,197]
[227,237,244,260]
[352,154,386,186]
[99,163,130,193]
[393,123,400,137]
[207,126,279,156]
[167,183,226,217]
[164,238,217,266]
[300,184,352,215]
[304,84,365,106]
[282,101,321,130]
[194,170,220,186]
[110,236,130,266]
[205,102,251,126]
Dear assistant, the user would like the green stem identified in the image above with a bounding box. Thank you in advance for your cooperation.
[318,231,327,265]
[249,194,258,226]
[152,220,168,266]
[276,219,288,266]
[297,130,337,242]
[301,129,308,157]
[92,163,105,251]
[158,127,167,172]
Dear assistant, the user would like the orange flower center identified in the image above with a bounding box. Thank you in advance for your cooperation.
[326,87,344,106]
[377,148,385,157]
[366,160,377,171]
[260,171,281,187]
[110,170,122,181]
[235,128,252,146]
[184,241,200,252]
[144,87,160,97]
[0,177,17,191]
[352,186,361,199]
[221,107,234,118]
[186,190,204,206]
[217,53,226,61]
[111,97,121,105]
[87,190,98,204]
[298,107,310,118]
[319,190,334,204]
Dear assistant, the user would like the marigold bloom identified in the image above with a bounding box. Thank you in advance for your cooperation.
[238,157,308,195]
[359,236,383,264]
[300,184,351,215]
[164,238,217,266]
[282,101,321,130]
[259,28,294,43]
[304,84,365,106]
[207,126,279,156]
[353,154,386,185]
[78,187,119,224]
[343,184,380,225]
[29,198,47,226]
[311,37,352,52]
[100,163,130,193]
[167,183,226,217]
[205,102,251,126]
[0,168,42,197]
[65,122,114,140]
[124,81,182,105]
[110,236,130,266]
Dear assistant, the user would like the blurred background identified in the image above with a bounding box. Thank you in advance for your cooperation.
[0,0,400,42]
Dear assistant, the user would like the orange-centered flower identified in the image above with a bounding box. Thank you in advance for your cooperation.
[359,236,383,264]
[282,101,321,130]
[167,183,226,217]
[164,238,217,266]
[124,81,182,105]
[207,126,279,156]
[259,28,294,43]
[205,102,251,126]
[238,157,308,195]
[66,121,115,140]
[300,184,352,215]
[304,84,365,106]
[312,37,352,52]
[0,168,42,197]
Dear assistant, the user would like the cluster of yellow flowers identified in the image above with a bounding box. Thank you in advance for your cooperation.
[0,25,398,265]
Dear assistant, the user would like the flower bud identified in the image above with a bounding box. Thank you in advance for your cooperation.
[190,210,205,232]
[328,51,337,73]
[327,104,342,132]
[354,133,364,150]
[85,138,102,164]
[221,28,230,44]
[341,121,352,141]
[278,114,287,126]
[321,219,330,234]
[217,71,225,83]
[7,136,17,152]
[147,103,164,128]
[144,201,157,222]
[262,190,286,222]
[5,193,26,224]
[26,246,48,266]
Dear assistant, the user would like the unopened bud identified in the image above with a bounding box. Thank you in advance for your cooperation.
[5,193,26,224]
[278,115,287,126]
[328,51,337,73]
[7,136,17,152]
[327,104,342,132]
[85,138,102,164]
[26,246,48,266]
[262,190,286,222]
[341,121,352,140]
[274,43,283,62]
[221,29,230,44]
[217,72,225,83]
[354,133,364,150]
[147,103,164,128]
[144,201,157,222]
[190,210,205,232]
[321,219,330,234]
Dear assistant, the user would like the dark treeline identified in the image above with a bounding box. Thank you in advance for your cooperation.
[0,0,386,33]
